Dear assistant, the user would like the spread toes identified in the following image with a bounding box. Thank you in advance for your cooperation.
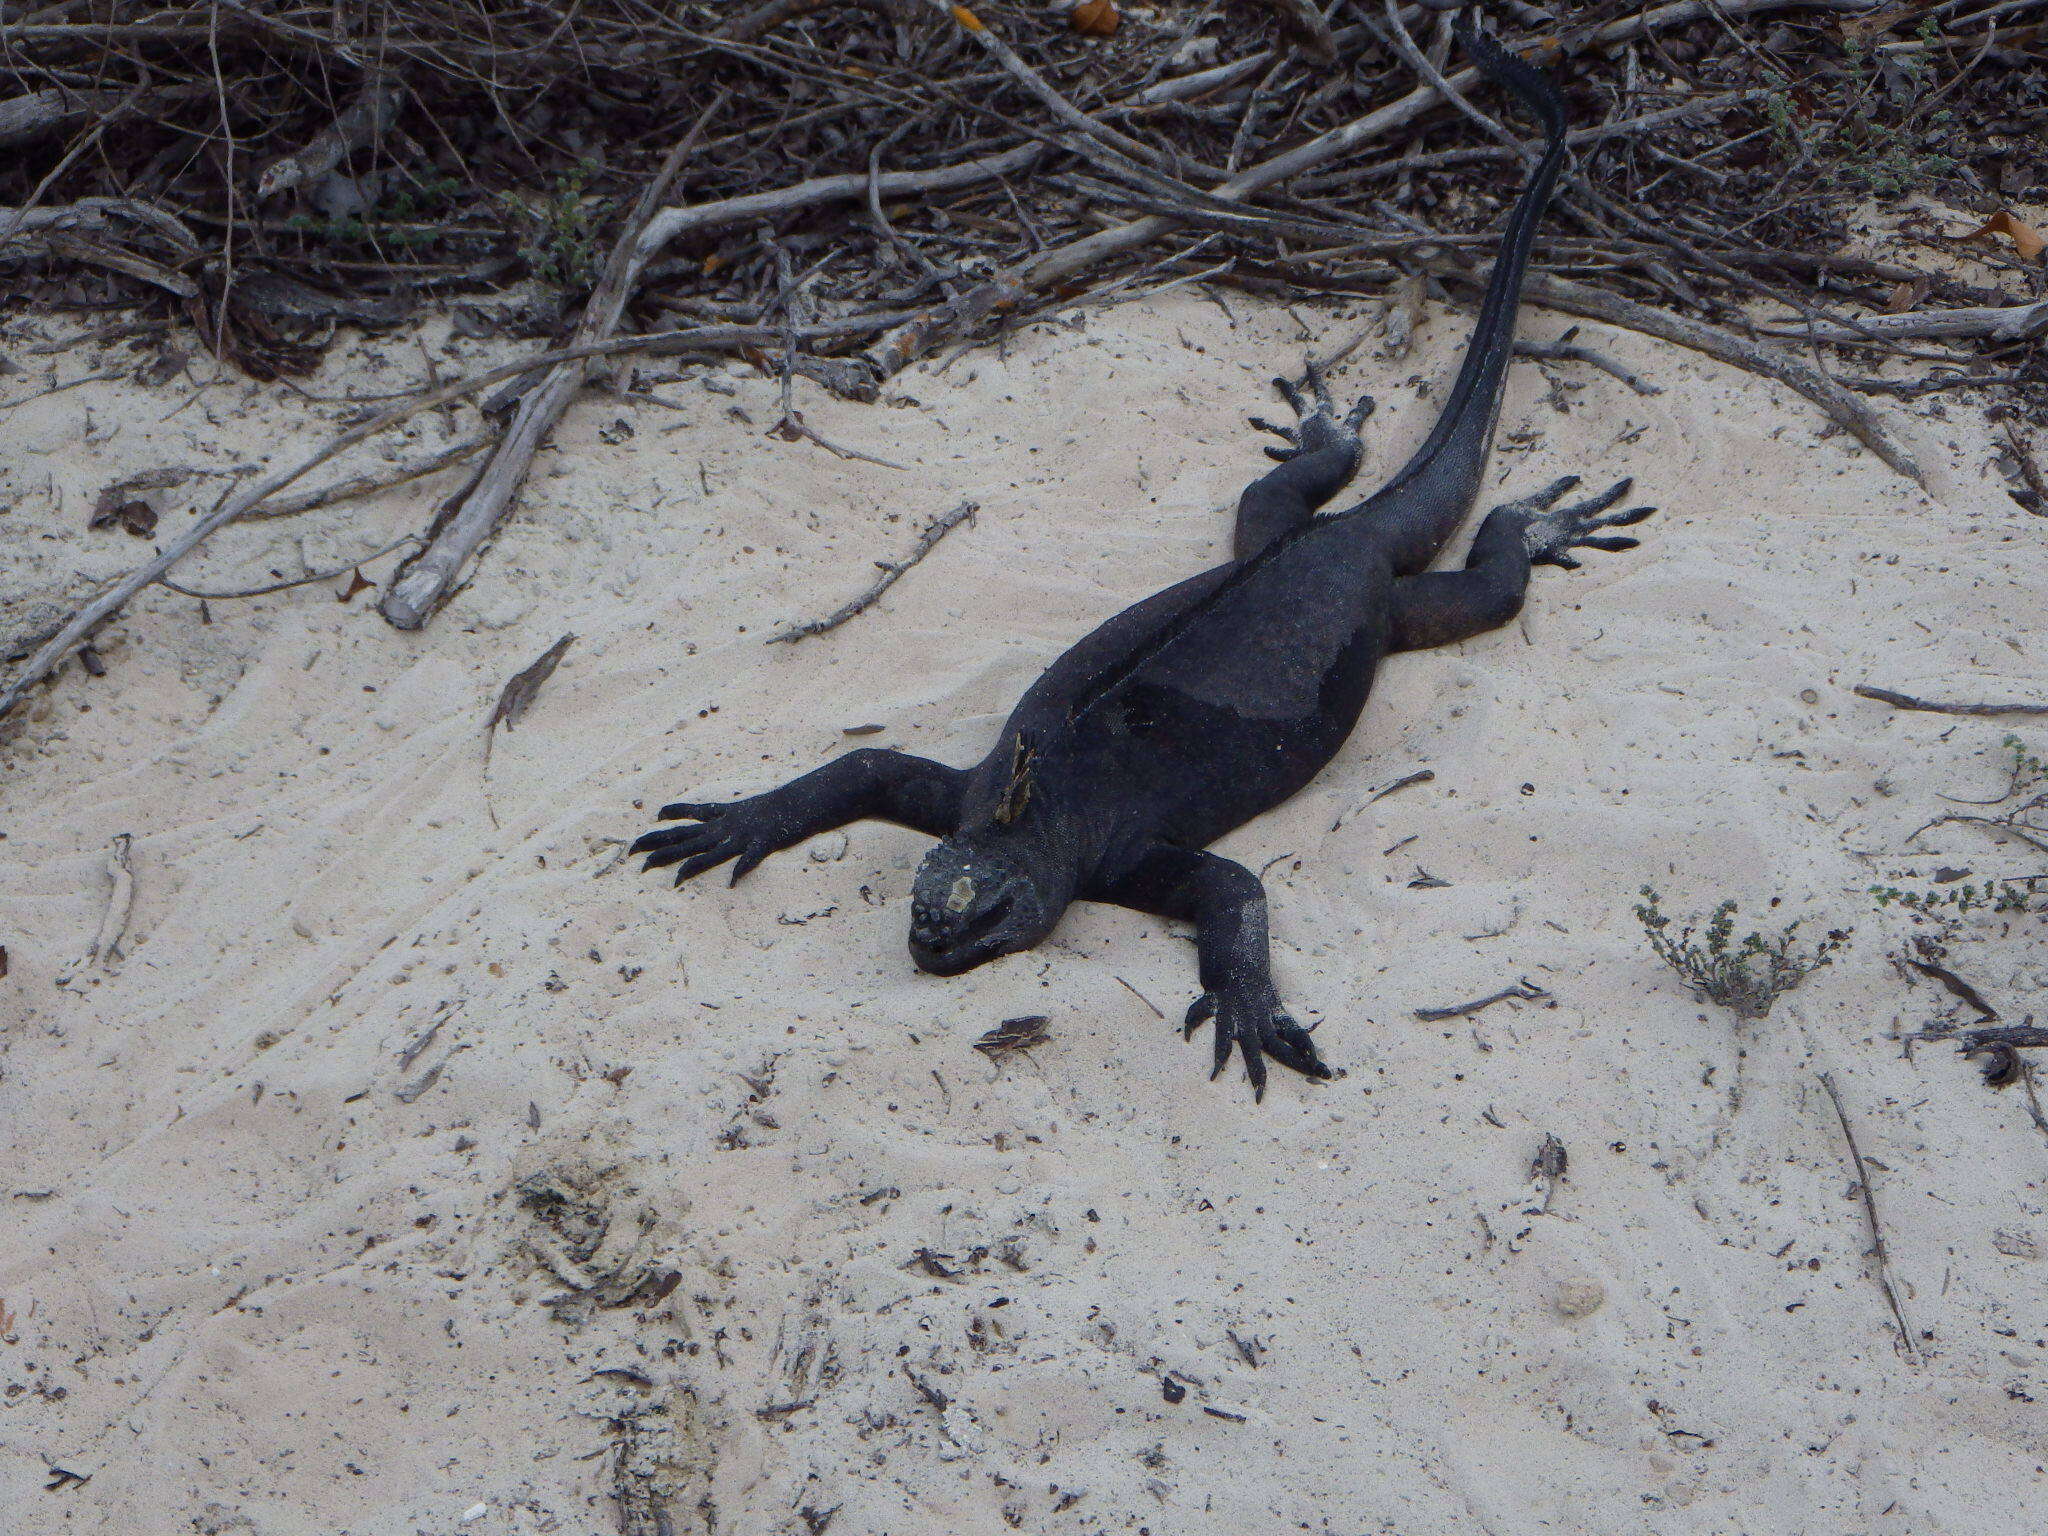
[1521,476,1656,569]
[1183,990,1336,1103]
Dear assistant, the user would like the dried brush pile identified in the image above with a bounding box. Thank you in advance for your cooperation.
[3,1,2042,379]
[1,0,2044,687]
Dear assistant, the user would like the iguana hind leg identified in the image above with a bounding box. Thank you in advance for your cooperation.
[1087,845,1337,1101]
[633,748,964,886]
[1234,360,1374,561]
[1388,476,1652,651]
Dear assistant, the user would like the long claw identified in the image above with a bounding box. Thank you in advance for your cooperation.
[1242,1039,1269,1101]
[657,800,714,822]
[1602,504,1656,527]
[1343,393,1376,430]
[1273,376,1307,417]
[1578,534,1639,552]
[674,848,737,883]
[1525,474,1581,509]
[1302,356,1332,412]
[1574,477,1634,517]
[631,825,697,855]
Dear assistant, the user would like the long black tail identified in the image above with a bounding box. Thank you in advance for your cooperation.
[1376,14,1567,498]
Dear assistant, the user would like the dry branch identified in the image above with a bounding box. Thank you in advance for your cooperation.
[1853,684,2048,717]
[0,316,924,721]
[376,130,1049,630]
[870,0,1887,373]
[767,499,978,643]
[255,76,405,200]
[58,832,134,982]
[379,99,722,630]
[1759,300,2048,345]
[0,196,198,253]
[0,84,202,147]
[634,142,1043,259]
[240,435,489,521]
[1514,272,1925,487]
[1819,1072,1918,1360]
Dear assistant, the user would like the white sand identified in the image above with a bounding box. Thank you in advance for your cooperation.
[3,292,2046,1535]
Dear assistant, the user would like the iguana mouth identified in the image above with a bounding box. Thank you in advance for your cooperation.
[909,887,1022,975]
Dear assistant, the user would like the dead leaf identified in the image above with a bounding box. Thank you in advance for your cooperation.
[133,348,189,387]
[488,633,576,737]
[950,4,985,32]
[337,569,373,603]
[0,944,9,978]
[1961,209,2046,262]
[975,1015,1052,1055]
[1882,274,1933,313]
[1071,0,1118,37]
[88,488,157,538]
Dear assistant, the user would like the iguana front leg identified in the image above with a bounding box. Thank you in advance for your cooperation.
[633,748,964,886]
[1234,360,1375,561]
[1089,845,1336,1100]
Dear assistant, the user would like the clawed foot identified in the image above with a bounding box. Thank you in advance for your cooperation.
[630,796,798,886]
[1249,357,1374,465]
[1183,979,1338,1102]
[1503,475,1655,570]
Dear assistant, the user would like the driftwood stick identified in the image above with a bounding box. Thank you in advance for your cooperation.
[636,143,1042,260]
[1515,333,1662,395]
[160,531,418,599]
[1758,300,2048,345]
[255,76,405,199]
[1818,1072,1918,1360]
[240,434,488,520]
[379,95,724,630]
[767,499,978,644]
[0,313,925,721]
[1512,272,1924,487]
[0,82,209,151]
[1414,978,1550,1022]
[0,195,198,255]
[1854,684,2048,717]
[59,833,134,981]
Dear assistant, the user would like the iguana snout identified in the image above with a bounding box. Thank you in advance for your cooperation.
[908,842,1050,976]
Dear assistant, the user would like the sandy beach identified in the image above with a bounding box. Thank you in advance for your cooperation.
[4,288,2046,1534]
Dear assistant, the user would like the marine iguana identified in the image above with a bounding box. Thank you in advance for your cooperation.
[632,17,1652,1099]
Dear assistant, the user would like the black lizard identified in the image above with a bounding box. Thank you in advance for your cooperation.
[632,17,1652,1100]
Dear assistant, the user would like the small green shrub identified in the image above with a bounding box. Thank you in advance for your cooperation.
[1636,887,1849,1020]
[1874,737,2047,920]
[502,165,606,290]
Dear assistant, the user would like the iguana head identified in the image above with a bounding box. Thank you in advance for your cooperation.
[907,840,1058,976]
